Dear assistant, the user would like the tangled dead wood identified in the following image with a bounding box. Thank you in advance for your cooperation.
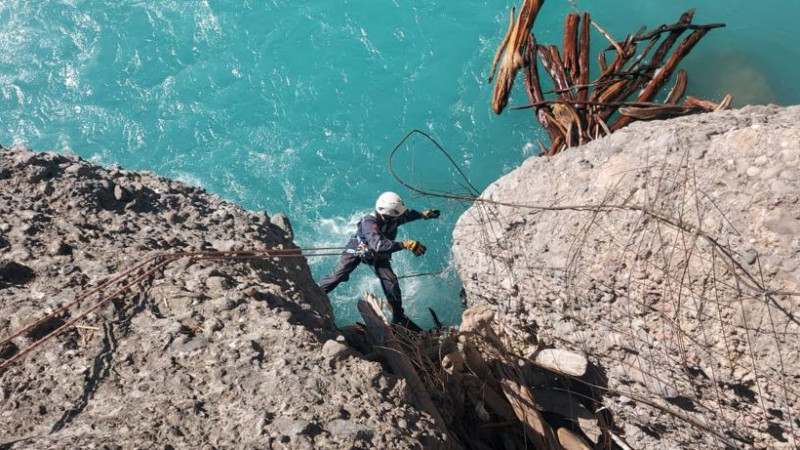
[350,294,620,449]
[489,3,731,155]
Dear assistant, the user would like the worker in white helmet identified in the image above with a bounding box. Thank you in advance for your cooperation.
[318,192,440,327]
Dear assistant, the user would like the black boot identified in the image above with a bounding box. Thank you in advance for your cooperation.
[392,312,423,333]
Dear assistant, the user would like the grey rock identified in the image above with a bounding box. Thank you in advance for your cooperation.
[164,211,182,225]
[47,240,73,256]
[0,147,443,449]
[533,348,588,377]
[742,249,758,265]
[765,210,800,235]
[270,213,294,240]
[327,419,374,440]
[40,181,55,196]
[171,337,208,355]
[0,260,35,285]
[205,275,233,292]
[64,163,93,178]
[454,105,800,450]
[114,184,131,202]
[210,239,237,252]
[11,145,35,164]
[322,339,353,360]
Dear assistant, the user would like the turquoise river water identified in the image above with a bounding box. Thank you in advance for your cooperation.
[2,1,799,328]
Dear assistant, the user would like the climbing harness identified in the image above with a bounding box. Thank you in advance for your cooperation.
[345,241,373,259]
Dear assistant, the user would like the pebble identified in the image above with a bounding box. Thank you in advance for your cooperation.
[765,210,800,235]
[47,240,73,256]
[205,276,232,292]
[781,259,799,272]
[618,395,634,405]
[742,250,758,265]
[770,180,793,195]
[210,239,237,252]
[746,167,761,177]
[760,167,781,180]
[114,184,131,202]
[270,214,294,240]
[40,181,55,196]
[753,155,769,166]
[780,149,797,162]
[326,419,373,439]
[322,340,352,360]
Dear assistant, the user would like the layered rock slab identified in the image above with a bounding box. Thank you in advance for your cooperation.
[453,105,800,449]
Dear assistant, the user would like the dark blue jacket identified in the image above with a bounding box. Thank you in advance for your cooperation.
[347,210,423,259]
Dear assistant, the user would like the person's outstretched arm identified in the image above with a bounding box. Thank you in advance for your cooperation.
[399,209,440,224]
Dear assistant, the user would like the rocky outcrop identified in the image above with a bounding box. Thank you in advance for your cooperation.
[0,146,445,448]
[453,105,800,449]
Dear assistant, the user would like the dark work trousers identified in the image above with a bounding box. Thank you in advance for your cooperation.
[318,252,404,318]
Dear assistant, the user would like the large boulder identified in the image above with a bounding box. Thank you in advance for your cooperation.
[0,146,445,449]
[454,105,800,449]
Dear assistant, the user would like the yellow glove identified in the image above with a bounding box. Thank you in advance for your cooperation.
[403,240,427,256]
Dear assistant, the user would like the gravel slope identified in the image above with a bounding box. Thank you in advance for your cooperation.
[0,146,445,449]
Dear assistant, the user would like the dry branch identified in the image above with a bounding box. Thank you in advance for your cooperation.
[496,4,729,153]
[563,14,581,82]
[557,428,593,450]
[501,377,562,449]
[539,45,575,101]
[524,34,563,145]
[349,298,617,448]
[610,27,712,131]
[357,294,458,448]
[666,69,688,104]
[576,12,591,104]
[490,0,545,114]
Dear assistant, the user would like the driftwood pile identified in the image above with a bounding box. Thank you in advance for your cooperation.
[347,294,618,450]
[489,1,731,155]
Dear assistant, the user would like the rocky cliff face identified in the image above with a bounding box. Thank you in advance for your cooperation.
[0,146,445,449]
[453,105,800,449]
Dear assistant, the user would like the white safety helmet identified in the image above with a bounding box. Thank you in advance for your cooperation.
[375,191,406,217]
